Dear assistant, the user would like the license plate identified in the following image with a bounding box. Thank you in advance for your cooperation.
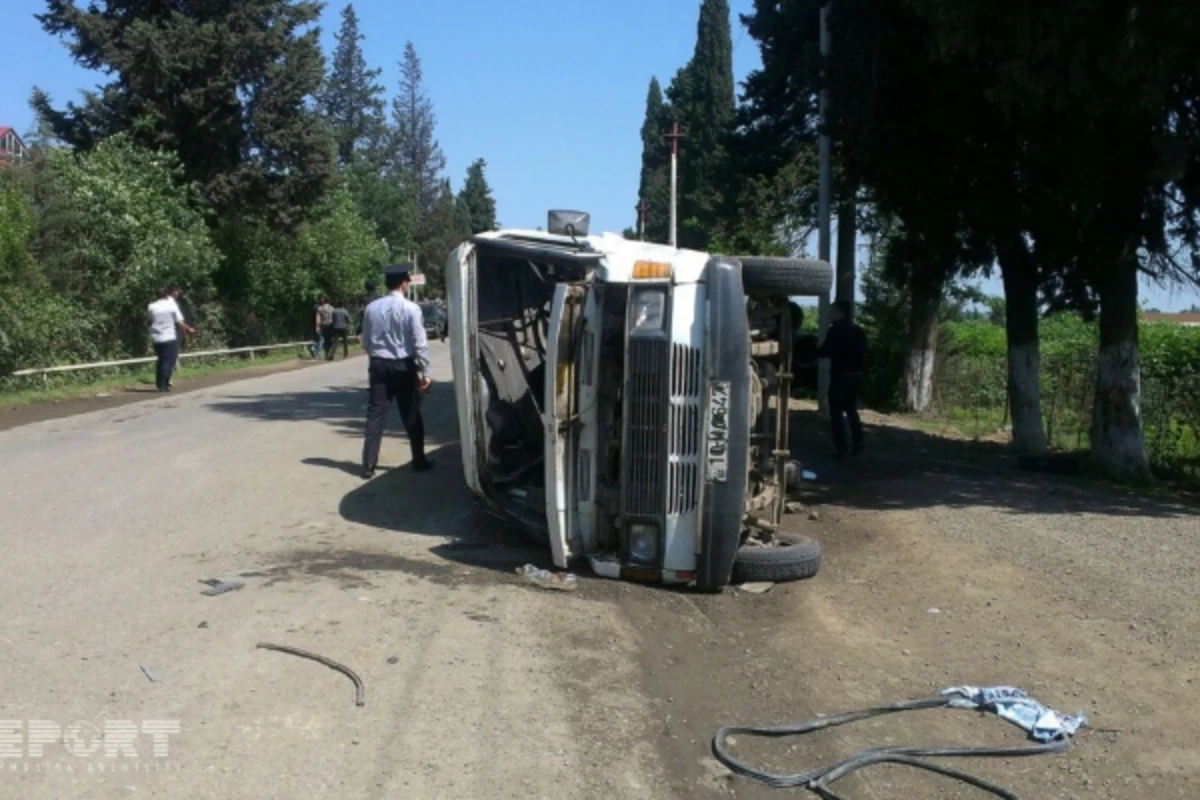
[706,380,731,482]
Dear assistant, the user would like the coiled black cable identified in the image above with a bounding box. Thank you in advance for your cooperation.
[712,695,1071,799]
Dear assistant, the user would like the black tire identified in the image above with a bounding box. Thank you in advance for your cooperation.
[732,533,822,583]
[738,257,833,297]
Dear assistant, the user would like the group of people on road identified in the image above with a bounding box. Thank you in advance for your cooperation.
[310,296,354,361]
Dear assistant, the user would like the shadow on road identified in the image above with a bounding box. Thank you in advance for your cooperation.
[208,381,458,441]
[790,407,1197,519]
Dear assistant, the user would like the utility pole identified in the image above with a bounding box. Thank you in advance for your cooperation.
[664,120,686,249]
[816,3,833,414]
[636,199,648,241]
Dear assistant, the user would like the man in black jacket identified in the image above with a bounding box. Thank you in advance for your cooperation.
[817,300,867,457]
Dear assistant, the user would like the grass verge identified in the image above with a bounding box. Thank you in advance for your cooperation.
[0,347,311,410]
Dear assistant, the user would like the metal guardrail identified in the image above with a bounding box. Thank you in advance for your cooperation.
[10,341,310,378]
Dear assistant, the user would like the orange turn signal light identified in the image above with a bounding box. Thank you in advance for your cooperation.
[632,260,671,279]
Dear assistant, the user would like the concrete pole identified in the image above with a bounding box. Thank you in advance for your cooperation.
[816,2,833,415]
[665,121,685,249]
[670,133,678,248]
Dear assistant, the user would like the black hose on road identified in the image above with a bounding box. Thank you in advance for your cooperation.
[257,642,366,707]
[712,695,1071,799]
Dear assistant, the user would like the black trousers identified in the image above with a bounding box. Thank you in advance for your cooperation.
[320,325,335,358]
[153,340,179,391]
[325,327,349,360]
[829,371,864,454]
[362,358,426,470]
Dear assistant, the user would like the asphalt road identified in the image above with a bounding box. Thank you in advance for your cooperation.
[0,345,677,799]
[4,341,1194,799]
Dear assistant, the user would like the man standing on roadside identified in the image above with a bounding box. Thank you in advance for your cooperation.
[327,299,352,360]
[360,264,434,478]
[147,284,195,392]
[817,300,867,457]
[316,295,334,359]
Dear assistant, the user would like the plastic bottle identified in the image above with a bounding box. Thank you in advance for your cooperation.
[519,564,579,591]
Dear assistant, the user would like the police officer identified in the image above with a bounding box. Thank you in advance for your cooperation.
[360,264,434,478]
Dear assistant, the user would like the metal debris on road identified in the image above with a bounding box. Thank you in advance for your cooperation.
[139,665,159,683]
[737,582,775,594]
[200,580,244,596]
[256,642,365,707]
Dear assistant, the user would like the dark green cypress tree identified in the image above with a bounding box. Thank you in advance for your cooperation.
[458,159,497,234]
[636,77,672,243]
[666,0,735,250]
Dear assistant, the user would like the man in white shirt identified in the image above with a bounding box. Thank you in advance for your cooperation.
[147,284,195,392]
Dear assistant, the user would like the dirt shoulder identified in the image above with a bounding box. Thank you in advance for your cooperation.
[624,407,1199,798]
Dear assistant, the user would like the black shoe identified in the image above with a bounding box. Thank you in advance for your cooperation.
[362,468,375,479]
[851,444,864,456]
[412,459,436,472]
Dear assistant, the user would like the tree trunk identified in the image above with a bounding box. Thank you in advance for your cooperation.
[996,235,1048,453]
[1090,257,1150,479]
[836,194,857,309]
[904,271,941,413]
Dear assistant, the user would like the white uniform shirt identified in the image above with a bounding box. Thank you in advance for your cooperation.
[148,297,185,344]
[360,292,429,372]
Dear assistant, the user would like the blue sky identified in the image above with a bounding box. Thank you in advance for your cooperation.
[2,0,1196,310]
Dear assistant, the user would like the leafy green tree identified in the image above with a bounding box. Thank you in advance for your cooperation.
[0,168,38,290]
[33,0,335,230]
[319,4,386,166]
[215,187,387,342]
[458,158,497,234]
[30,134,221,354]
[342,155,414,258]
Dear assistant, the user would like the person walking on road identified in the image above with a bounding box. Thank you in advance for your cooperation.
[360,264,434,478]
[316,295,334,359]
[327,300,352,360]
[147,284,195,392]
[818,300,867,458]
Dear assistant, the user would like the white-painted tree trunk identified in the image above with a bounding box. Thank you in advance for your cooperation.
[1007,342,1048,452]
[905,274,941,414]
[1090,341,1149,478]
[905,347,936,412]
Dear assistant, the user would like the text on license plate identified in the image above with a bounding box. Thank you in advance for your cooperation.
[706,380,731,482]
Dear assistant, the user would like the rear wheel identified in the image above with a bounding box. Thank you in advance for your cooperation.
[739,257,833,297]
[732,533,822,583]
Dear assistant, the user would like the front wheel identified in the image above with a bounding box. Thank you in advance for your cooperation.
[732,533,822,583]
